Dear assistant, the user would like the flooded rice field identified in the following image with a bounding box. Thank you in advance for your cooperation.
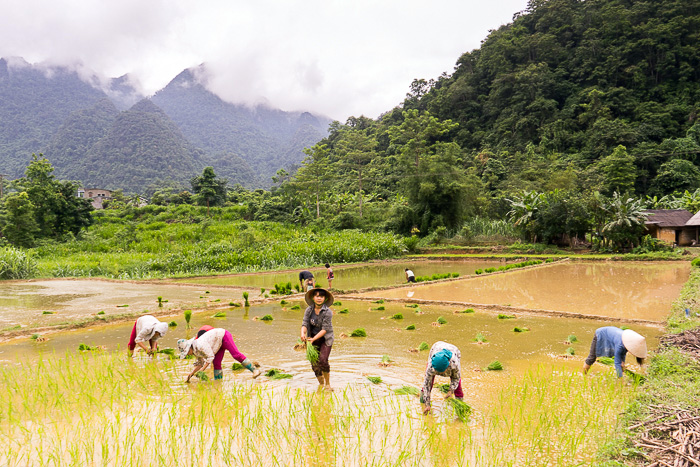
[170,260,504,290]
[364,261,690,322]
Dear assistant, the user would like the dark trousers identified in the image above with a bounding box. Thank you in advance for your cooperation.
[311,342,332,376]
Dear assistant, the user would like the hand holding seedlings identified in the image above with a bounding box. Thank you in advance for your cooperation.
[419,341,465,415]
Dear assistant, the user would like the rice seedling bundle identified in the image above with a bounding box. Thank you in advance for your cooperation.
[168,321,177,327]
[597,357,614,365]
[30,334,39,340]
[306,343,319,363]
[260,288,266,295]
[338,308,349,314]
[265,369,292,380]
[78,343,95,351]
[116,304,129,307]
[280,300,288,305]
[231,362,245,371]
[157,296,163,307]
[567,334,578,343]
[366,376,382,384]
[229,301,241,307]
[405,324,415,330]
[390,313,403,320]
[458,308,475,314]
[97,311,105,315]
[381,355,393,364]
[350,328,367,337]
[372,299,384,304]
[42,310,54,315]
[184,309,192,325]
[418,341,429,351]
[565,347,575,355]
[623,369,646,384]
[437,383,450,393]
[446,398,472,422]
[474,332,488,343]
[290,305,301,310]
[373,306,386,311]
[260,315,273,321]
[436,316,447,325]
[512,327,529,333]
[486,361,503,371]
[405,304,419,308]
[333,301,342,306]
[157,348,176,357]
[393,385,419,396]
[196,371,209,381]
[242,292,250,306]
[212,311,227,318]
[497,314,515,319]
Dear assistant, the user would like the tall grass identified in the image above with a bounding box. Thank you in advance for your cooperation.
[0,246,37,279]
[462,216,518,243]
[29,208,406,279]
[0,352,633,466]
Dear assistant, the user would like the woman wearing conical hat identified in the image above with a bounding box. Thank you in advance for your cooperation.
[301,287,335,390]
[583,327,647,378]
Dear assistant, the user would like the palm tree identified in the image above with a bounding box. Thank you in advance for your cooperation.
[602,192,649,250]
[507,191,544,243]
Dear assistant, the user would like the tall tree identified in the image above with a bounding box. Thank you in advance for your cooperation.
[191,166,227,216]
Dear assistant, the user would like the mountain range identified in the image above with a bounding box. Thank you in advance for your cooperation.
[0,57,331,193]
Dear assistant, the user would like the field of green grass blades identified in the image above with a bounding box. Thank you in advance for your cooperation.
[0,350,632,466]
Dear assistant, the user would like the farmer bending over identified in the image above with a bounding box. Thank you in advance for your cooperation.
[301,287,334,390]
[178,328,261,382]
[583,326,647,378]
[299,270,315,291]
[127,314,168,357]
[420,341,464,414]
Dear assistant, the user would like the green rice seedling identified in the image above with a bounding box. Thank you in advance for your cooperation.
[97,310,105,315]
[474,332,488,343]
[446,398,472,422]
[294,284,301,292]
[457,308,475,314]
[290,304,301,310]
[333,301,342,306]
[566,347,575,356]
[31,334,40,340]
[265,369,293,380]
[497,314,515,319]
[512,327,529,332]
[567,334,578,343]
[212,311,227,318]
[597,357,614,365]
[168,321,177,327]
[116,304,129,307]
[2,324,21,331]
[260,288,266,295]
[486,360,503,371]
[451,272,460,278]
[405,324,415,330]
[42,310,55,315]
[184,309,192,327]
[232,362,245,371]
[229,301,241,307]
[280,300,289,305]
[436,316,447,325]
[157,348,176,357]
[390,313,403,320]
[350,328,367,337]
[372,299,385,304]
[475,269,483,274]
[212,299,220,302]
[196,371,209,381]
[205,291,210,294]
[405,304,419,308]
[260,315,274,321]
[621,325,630,330]
[367,376,382,384]
[306,343,319,364]
[157,296,163,307]
[393,385,419,396]
[242,291,250,307]
[418,341,429,351]
[372,306,386,311]
[437,383,450,393]
[338,308,349,314]
[381,355,393,364]
[623,369,646,384]
[78,343,95,351]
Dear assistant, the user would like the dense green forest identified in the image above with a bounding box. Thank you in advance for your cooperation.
[2,0,700,254]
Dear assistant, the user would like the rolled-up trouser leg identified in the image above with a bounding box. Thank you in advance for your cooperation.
[584,335,598,366]
[127,322,138,351]
[454,379,464,399]
[311,342,332,376]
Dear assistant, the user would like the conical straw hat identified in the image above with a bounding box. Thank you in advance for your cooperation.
[621,329,647,359]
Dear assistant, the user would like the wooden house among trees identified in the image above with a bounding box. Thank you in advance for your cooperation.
[644,209,700,246]
[77,188,112,209]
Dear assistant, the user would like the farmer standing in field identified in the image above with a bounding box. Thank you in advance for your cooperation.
[127,314,169,357]
[325,263,334,289]
[301,287,335,391]
[178,328,261,381]
[299,270,315,291]
[420,341,464,414]
[583,326,647,378]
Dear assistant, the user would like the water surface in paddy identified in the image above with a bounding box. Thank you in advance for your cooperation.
[364,261,690,322]
[171,260,504,290]
[0,300,661,408]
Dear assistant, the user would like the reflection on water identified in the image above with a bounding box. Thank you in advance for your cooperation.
[0,299,662,411]
[171,260,504,290]
[365,261,690,321]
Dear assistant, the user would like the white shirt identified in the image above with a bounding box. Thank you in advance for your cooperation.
[192,328,226,364]
[134,315,166,343]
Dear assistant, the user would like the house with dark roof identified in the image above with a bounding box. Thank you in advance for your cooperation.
[644,209,699,246]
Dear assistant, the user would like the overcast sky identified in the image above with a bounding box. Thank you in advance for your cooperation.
[0,0,529,121]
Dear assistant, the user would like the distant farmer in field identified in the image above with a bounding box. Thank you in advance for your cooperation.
[405,268,416,283]
[178,328,261,381]
[301,287,334,391]
[299,270,315,291]
[420,341,463,414]
[127,314,169,357]
[583,326,647,378]
[325,263,334,289]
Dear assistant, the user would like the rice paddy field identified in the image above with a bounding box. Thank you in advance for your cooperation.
[0,258,686,466]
